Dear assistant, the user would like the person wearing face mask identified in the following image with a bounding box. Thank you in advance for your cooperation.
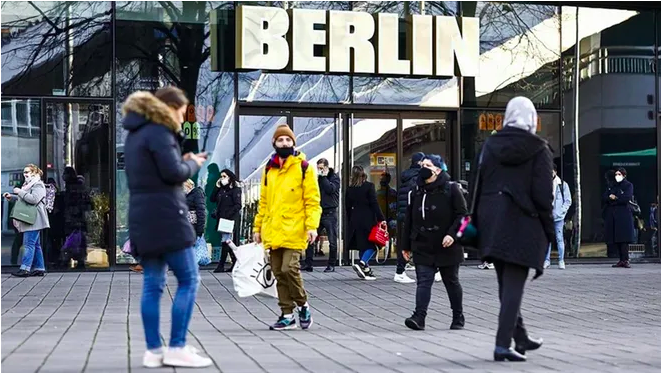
[122,87,212,368]
[544,164,572,270]
[4,164,50,277]
[473,97,552,362]
[253,124,321,331]
[211,169,241,272]
[401,155,468,331]
[603,167,635,268]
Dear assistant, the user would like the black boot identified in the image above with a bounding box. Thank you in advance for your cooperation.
[450,312,465,330]
[213,263,225,273]
[494,346,526,362]
[405,312,425,331]
[515,336,543,355]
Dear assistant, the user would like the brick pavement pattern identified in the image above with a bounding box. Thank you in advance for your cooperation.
[2,264,660,373]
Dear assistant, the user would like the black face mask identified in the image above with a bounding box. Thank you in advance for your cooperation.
[275,146,294,159]
[418,167,433,182]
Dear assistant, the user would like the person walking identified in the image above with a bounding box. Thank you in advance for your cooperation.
[184,179,207,264]
[4,164,50,277]
[474,97,551,362]
[303,158,340,273]
[122,87,212,368]
[211,169,241,272]
[346,165,385,280]
[253,124,321,331]
[205,163,224,270]
[603,167,635,268]
[401,155,468,331]
[394,152,426,283]
[544,164,572,269]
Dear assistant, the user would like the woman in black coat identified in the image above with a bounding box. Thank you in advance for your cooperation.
[401,155,468,331]
[211,169,242,272]
[473,97,552,362]
[184,180,206,238]
[603,167,635,268]
[345,165,385,280]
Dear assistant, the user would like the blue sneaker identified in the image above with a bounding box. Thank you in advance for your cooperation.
[269,315,297,330]
[298,306,313,330]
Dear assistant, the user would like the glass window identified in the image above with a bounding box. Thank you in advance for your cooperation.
[1,2,112,96]
[461,2,561,109]
[238,72,350,103]
[1,99,41,267]
[563,7,657,259]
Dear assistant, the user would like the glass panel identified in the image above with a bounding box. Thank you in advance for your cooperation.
[402,117,449,169]
[348,116,398,261]
[563,7,657,259]
[238,72,351,103]
[1,2,112,96]
[46,102,111,269]
[1,99,41,267]
[462,2,561,109]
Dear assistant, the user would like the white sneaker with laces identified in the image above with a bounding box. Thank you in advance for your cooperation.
[143,350,164,368]
[434,271,442,282]
[163,345,213,368]
[543,260,551,269]
[487,263,495,269]
[393,273,415,284]
[558,261,566,270]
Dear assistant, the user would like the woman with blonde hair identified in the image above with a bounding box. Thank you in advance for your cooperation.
[345,165,385,280]
[3,164,50,277]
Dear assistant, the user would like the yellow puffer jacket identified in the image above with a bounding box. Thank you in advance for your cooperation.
[254,151,322,250]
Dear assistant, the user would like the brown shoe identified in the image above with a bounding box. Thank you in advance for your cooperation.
[130,264,143,273]
[612,261,623,268]
[622,261,631,268]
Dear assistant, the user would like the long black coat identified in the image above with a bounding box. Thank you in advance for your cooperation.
[603,179,635,244]
[345,181,385,252]
[210,183,242,240]
[122,92,200,258]
[474,127,554,275]
[400,172,468,267]
[186,187,206,237]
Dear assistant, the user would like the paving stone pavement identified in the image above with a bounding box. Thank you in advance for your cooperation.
[1,264,660,373]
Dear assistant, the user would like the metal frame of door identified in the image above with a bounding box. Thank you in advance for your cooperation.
[238,105,457,266]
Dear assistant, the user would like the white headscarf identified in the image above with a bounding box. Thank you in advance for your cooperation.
[503,96,538,135]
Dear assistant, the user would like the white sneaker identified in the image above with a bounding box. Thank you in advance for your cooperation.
[434,271,442,282]
[477,262,489,269]
[558,261,566,270]
[405,262,415,271]
[393,273,415,284]
[543,260,551,269]
[163,345,213,368]
[487,263,495,269]
[143,350,163,368]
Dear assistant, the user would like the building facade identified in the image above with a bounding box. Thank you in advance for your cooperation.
[1,1,659,271]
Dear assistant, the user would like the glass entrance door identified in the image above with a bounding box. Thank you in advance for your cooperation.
[45,100,112,270]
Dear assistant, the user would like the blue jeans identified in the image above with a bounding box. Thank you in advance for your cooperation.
[360,248,376,264]
[141,247,200,350]
[20,230,45,271]
[546,220,565,262]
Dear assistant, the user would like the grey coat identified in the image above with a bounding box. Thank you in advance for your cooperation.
[12,181,50,232]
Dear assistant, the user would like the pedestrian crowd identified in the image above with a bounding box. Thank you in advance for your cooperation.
[6,89,656,368]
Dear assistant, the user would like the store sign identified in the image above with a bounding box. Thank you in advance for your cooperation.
[478,112,542,133]
[235,5,479,77]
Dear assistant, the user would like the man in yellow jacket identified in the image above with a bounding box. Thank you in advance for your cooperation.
[253,124,322,330]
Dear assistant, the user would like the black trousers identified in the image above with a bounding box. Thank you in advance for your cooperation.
[414,264,463,317]
[494,261,530,348]
[395,245,408,274]
[219,242,237,268]
[305,212,338,267]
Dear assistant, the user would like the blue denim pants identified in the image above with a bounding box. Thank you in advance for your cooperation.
[141,247,200,350]
[545,220,566,262]
[20,230,45,272]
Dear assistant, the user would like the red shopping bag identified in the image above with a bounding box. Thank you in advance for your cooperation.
[368,222,389,247]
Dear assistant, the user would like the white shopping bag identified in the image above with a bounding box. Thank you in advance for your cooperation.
[229,242,278,298]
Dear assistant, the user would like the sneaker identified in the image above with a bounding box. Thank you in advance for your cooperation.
[450,313,465,330]
[302,265,314,272]
[543,260,551,269]
[364,267,377,281]
[163,346,212,368]
[478,262,493,270]
[269,315,297,330]
[405,312,425,330]
[323,266,335,273]
[298,306,313,330]
[11,269,31,277]
[612,261,624,268]
[352,262,366,280]
[29,270,45,277]
[487,263,495,269]
[622,260,631,268]
[434,271,442,282]
[393,273,415,284]
[558,261,566,270]
[405,262,415,271]
[143,349,164,368]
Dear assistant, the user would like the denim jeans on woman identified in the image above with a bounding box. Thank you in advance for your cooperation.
[20,230,45,272]
[545,220,565,262]
[141,246,199,351]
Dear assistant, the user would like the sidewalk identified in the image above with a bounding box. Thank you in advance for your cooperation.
[2,264,661,373]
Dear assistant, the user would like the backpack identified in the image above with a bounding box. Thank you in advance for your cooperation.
[44,184,56,213]
[263,160,309,186]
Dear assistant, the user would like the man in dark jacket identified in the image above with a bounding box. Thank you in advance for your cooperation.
[394,152,425,283]
[303,158,341,272]
[474,97,551,362]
